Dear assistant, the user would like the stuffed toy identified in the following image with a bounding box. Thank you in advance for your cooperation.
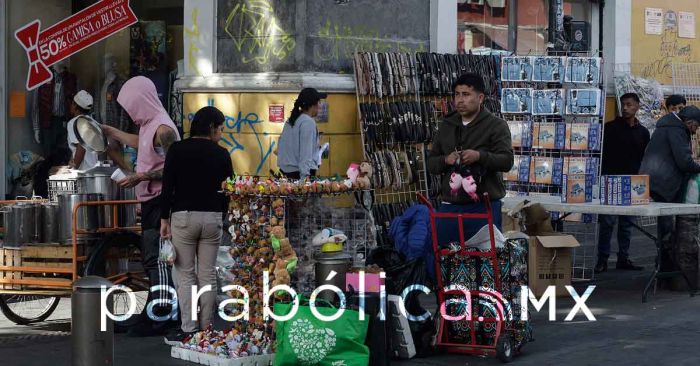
[345,163,360,188]
[462,175,479,201]
[449,172,462,196]
[269,225,286,251]
[356,161,373,189]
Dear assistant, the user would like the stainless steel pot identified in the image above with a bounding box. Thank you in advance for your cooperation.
[78,165,117,228]
[118,187,137,227]
[4,202,39,247]
[40,203,60,243]
[58,193,103,244]
[0,207,15,247]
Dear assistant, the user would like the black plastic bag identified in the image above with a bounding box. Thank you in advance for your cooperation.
[367,248,435,358]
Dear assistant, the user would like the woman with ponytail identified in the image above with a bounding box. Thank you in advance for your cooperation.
[277,88,327,179]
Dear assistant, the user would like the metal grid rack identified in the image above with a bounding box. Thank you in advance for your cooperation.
[559,221,597,281]
[673,63,700,104]
[48,179,81,203]
[286,196,377,295]
[502,51,606,281]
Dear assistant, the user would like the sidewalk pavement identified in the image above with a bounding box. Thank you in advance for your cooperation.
[1,231,698,365]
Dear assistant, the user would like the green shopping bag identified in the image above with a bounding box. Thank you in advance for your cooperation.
[273,298,370,366]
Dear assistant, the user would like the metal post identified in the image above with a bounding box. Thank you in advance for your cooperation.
[72,276,114,366]
[599,0,605,56]
[508,0,518,53]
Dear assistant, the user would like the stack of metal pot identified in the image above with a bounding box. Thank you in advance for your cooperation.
[77,164,118,228]
[76,163,137,228]
[58,193,103,245]
[1,200,39,248]
[0,198,63,247]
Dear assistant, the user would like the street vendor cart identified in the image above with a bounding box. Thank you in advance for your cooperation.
[0,196,145,325]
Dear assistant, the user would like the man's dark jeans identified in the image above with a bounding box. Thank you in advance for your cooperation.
[597,214,634,260]
[141,195,176,322]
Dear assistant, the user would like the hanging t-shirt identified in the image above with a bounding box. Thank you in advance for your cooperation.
[66,115,99,171]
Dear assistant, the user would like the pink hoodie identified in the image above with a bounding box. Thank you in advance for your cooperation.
[117,76,180,202]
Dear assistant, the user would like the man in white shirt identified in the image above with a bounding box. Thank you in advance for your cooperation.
[66,90,99,170]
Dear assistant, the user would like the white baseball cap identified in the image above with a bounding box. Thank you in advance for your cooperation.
[73,90,93,110]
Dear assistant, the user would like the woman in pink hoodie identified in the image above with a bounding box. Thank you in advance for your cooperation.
[102,76,181,336]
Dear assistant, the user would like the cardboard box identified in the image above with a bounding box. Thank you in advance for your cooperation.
[601,175,650,205]
[502,200,527,233]
[529,234,580,297]
[562,174,594,203]
[522,202,554,234]
[533,122,566,149]
[505,155,522,181]
[529,157,563,185]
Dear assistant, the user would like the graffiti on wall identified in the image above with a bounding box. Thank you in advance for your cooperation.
[184,7,201,75]
[641,10,694,81]
[223,0,296,65]
[314,19,426,62]
[187,98,276,175]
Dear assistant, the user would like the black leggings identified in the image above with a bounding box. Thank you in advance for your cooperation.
[282,169,317,179]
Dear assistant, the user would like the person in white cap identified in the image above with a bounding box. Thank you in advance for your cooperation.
[66,90,99,170]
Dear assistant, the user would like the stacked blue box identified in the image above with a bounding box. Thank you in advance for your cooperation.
[555,123,567,149]
[552,158,564,185]
[518,156,532,182]
[586,157,599,178]
[601,175,650,205]
[521,121,533,148]
[562,174,594,203]
[588,123,601,151]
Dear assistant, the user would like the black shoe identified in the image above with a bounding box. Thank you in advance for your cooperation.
[164,329,197,346]
[616,258,644,271]
[594,257,608,273]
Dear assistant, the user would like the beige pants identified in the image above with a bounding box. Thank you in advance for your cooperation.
[171,211,222,332]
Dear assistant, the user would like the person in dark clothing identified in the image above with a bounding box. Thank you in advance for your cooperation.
[595,93,649,273]
[666,94,687,114]
[639,105,700,245]
[427,73,513,245]
[161,106,233,344]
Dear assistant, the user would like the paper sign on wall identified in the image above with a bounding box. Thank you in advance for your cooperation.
[679,11,696,39]
[14,0,137,90]
[9,92,26,118]
[269,104,285,123]
[645,8,663,35]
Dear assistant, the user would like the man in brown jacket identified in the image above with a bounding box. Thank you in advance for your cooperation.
[427,73,514,246]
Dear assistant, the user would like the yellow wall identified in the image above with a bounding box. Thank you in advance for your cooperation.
[631,0,700,85]
[604,96,617,122]
[182,93,364,177]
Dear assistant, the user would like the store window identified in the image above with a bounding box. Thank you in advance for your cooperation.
[458,0,593,54]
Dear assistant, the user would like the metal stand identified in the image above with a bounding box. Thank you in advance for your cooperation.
[628,221,697,303]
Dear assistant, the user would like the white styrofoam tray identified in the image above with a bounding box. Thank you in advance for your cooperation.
[170,347,273,366]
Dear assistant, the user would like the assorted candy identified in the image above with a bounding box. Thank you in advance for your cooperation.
[180,326,274,359]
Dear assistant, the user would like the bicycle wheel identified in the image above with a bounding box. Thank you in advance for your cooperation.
[0,294,60,325]
[84,230,149,331]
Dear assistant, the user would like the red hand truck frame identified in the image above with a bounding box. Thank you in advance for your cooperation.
[417,193,519,363]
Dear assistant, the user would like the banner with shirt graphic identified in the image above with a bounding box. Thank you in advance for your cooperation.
[15,0,137,90]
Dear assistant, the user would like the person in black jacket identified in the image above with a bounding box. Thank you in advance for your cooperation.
[595,93,649,273]
[160,106,233,344]
[427,73,513,245]
[639,105,700,244]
